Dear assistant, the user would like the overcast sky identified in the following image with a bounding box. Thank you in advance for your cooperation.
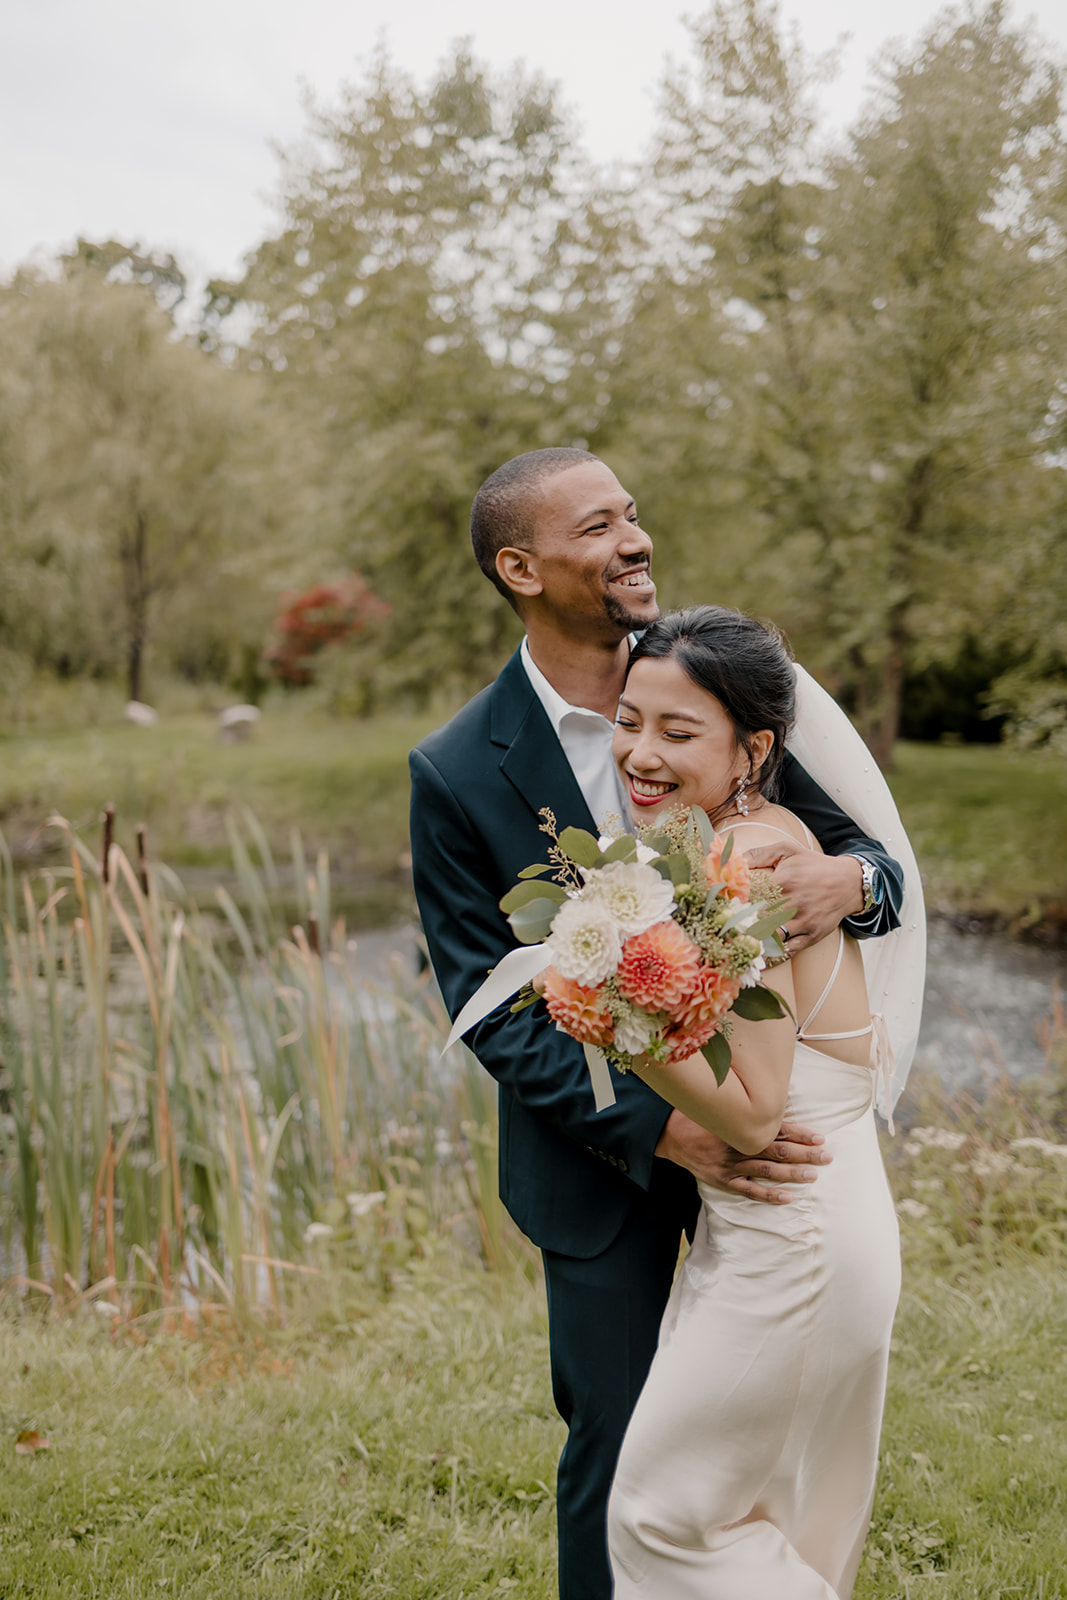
[3,0,1065,282]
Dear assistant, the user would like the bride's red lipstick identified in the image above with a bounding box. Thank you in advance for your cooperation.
[625,772,678,809]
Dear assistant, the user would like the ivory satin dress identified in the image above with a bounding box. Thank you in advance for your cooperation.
[608,922,902,1598]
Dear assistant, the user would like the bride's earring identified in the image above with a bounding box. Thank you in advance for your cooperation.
[735,773,750,816]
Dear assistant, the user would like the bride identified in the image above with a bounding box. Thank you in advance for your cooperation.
[606,606,902,1599]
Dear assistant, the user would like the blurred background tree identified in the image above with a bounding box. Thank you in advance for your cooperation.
[0,255,300,705]
[204,45,590,707]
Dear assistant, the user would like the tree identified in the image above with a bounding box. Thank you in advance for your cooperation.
[620,0,1067,765]
[206,45,587,704]
[0,266,285,702]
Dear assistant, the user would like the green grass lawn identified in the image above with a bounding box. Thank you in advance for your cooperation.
[1,696,1065,930]
[3,1237,1067,1598]
[0,701,443,924]
[890,740,1067,931]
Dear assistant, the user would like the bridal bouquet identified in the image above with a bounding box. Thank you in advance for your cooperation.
[501,807,792,1085]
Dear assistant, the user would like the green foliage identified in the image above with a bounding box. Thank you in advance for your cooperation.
[3,6,1067,753]
[0,267,295,703]
[7,1066,1067,1594]
[208,45,580,706]
[0,814,524,1313]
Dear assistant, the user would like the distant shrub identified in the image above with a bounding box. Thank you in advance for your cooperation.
[264,575,389,686]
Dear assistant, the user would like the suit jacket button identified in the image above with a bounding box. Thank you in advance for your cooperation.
[618,1159,628,1174]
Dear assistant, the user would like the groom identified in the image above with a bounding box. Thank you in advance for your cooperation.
[409,448,902,1600]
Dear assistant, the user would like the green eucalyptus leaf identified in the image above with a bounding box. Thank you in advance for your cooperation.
[719,831,734,867]
[690,805,715,852]
[665,852,691,886]
[642,834,671,856]
[500,879,567,913]
[701,1030,732,1086]
[558,827,603,868]
[517,863,554,879]
[507,897,561,944]
[745,903,797,944]
[601,834,638,863]
[731,984,788,1022]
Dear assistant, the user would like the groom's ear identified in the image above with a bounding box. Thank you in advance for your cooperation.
[495,546,543,603]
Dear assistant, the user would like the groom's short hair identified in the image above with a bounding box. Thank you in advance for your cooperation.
[471,447,598,607]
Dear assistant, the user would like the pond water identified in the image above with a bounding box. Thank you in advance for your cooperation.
[913,918,1064,1092]
[347,918,1067,1098]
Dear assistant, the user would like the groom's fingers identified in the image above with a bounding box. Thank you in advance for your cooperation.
[744,842,798,872]
[762,1137,832,1167]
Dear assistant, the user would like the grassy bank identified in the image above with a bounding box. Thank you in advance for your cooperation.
[0,701,442,924]
[890,740,1067,935]
[1,696,1064,928]
[3,1237,1067,1599]
[4,793,1067,1593]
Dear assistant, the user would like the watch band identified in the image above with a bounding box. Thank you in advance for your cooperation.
[851,856,880,915]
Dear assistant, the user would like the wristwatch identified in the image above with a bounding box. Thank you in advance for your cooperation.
[850,856,882,916]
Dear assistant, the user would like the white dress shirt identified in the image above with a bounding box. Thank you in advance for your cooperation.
[520,638,632,835]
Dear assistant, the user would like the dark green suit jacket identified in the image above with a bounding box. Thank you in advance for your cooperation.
[409,647,902,1258]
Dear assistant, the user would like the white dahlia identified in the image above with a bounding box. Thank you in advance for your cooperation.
[546,899,623,987]
[612,1005,657,1056]
[581,860,676,938]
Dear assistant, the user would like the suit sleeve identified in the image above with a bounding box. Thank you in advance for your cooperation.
[778,750,903,938]
[409,746,673,1188]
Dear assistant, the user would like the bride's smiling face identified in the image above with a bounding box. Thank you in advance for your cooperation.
[613,656,773,820]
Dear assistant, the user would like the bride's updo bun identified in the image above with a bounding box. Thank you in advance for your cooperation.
[626,606,796,800]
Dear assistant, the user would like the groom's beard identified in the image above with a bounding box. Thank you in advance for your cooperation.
[601,585,660,633]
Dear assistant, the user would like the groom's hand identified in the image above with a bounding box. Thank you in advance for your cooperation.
[655,1111,831,1204]
[744,841,863,953]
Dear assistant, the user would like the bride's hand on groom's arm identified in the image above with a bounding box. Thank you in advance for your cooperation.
[744,842,863,954]
[654,1111,831,1204]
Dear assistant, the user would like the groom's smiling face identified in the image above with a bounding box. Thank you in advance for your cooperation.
[500,460,659,640]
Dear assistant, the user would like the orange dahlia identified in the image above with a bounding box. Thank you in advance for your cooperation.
[543,967,615,1047]
[675,963,743,1032]
[616,920,702,1011]
[705,833,751,902]
[660,1015,722,1067]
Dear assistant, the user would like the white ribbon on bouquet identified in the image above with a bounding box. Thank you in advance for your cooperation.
[443,943,619,1111]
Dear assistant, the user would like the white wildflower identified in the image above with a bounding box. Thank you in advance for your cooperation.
[907,1127,967,1153]
[1012,1138,1067,1159]
[434,1127,454,1161]
[612,1006,657,1057]
[304,1221,335,1242]
[546,898,623,986]
[581,860,676,938]
[970,1151,1013,1179]
[346,1190,387,1219]
[897,1199,929,1221]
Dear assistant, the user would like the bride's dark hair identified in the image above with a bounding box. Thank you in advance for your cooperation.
[626,606,796,800]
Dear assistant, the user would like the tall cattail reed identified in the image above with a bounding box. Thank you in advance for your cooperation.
[0,810,519,1320]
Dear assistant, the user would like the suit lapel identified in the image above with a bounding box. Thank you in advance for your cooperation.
[491,650,598,835]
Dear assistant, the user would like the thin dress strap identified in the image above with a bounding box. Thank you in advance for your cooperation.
[796,930,896,1136]
[796,930,848,1037]
[724,817,896,1131]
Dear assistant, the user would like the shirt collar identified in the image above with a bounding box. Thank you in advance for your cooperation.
[520,637,616,733]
